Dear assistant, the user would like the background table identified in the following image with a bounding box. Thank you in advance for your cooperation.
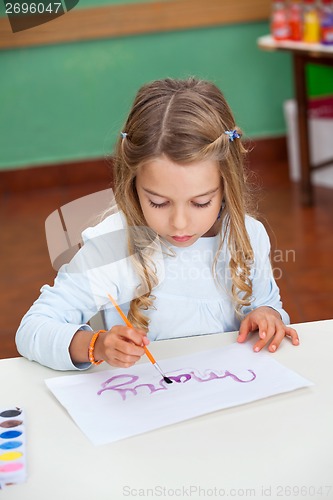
[1,320,333,500]
[258,35,333,205]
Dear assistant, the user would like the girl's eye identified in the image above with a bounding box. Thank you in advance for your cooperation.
[192,200,212,208]
[149,200,212,208]
[149,200,169,208]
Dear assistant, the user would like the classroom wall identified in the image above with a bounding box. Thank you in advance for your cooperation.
[0,10,295,171]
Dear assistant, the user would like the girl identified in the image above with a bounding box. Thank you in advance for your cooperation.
[16,77,299,371]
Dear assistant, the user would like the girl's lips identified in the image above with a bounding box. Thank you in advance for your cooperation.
[171,235,193,242]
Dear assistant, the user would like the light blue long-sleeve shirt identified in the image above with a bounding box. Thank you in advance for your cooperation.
[16,211,289,371]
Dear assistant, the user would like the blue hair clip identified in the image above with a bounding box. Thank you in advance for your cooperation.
[120,132,128,139]
[225,129,240,142]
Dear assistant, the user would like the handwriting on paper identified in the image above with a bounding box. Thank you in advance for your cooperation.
[97,368,257,400]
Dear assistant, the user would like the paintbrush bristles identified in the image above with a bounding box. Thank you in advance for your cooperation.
[153,362,173,384]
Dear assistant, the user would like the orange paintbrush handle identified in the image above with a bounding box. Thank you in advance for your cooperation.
[108,294,131,327]
[143,346,156,364]
[107,294,157,365]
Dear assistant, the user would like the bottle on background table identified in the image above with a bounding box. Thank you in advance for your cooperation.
[303,0,321,43]
[289,0,303,41]
[320,0,333,45]
[271,0,290,40]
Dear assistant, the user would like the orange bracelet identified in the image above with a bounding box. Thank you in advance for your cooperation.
[88,330,106,365]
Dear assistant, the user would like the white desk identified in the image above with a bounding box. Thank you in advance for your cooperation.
[1,320,333,500]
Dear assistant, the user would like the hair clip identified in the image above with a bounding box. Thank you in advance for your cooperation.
[225,130,240,142]
[120,132,128,139]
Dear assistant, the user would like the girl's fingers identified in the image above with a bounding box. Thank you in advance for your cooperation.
[258,319,269,340]
[267,325,287,352]
[253,329,275,352]
[239,308,300,353]
[105,340,145,368]
[285,326,300,345]
[112,336,146,357]
[112,351,143,367]
[253,320,282,352]
[117,327,148,346]
[237,317,252,342]
[141,335,150,345]
[254,326,299,353]
[102,326,149,367]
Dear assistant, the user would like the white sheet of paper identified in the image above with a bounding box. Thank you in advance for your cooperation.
[45,343,313,445]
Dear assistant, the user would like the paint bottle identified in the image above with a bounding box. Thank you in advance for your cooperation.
[271,0,290,41]
[289,0,303,41]
[303,0,321,43]
[320,0,333,45]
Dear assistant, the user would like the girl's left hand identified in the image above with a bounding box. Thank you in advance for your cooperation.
[237,306,299,353]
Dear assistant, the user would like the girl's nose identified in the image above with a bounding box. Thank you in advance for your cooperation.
[170,207,188,231]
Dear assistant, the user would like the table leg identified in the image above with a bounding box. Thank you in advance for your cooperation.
[293,53,313,205]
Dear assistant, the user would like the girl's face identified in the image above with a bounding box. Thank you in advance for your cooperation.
[135,156,223,247]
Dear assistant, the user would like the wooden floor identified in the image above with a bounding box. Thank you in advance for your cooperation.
[1,156,333,359]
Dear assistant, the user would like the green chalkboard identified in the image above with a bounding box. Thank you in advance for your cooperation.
[0,20,295,170]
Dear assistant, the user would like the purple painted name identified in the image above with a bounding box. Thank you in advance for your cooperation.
[97,368,256,400]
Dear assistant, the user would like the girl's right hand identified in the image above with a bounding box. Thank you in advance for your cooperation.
[94,326,149,368]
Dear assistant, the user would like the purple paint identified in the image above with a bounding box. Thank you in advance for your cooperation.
[169,373,192,383]
[98,368,256,400]
[97,374,167,400]
[169,369,256,384]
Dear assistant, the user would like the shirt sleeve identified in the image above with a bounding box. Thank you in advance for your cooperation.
[242,218,290,325]
[15,225,122,371]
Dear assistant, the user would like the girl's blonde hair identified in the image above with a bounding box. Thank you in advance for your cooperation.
[112,77,254,330]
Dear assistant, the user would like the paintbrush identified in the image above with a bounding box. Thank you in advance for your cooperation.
[107,294,173,384]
